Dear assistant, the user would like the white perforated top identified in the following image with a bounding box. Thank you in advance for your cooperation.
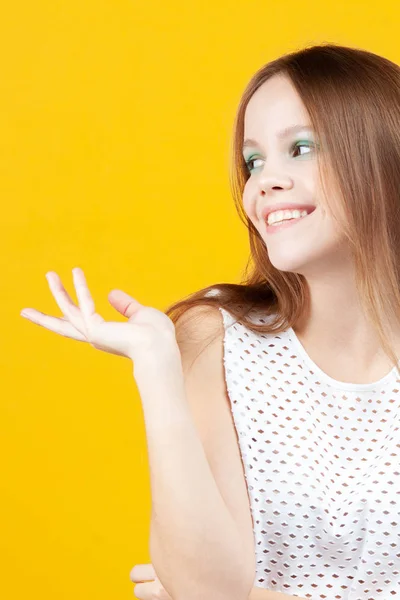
[219,306,400,600]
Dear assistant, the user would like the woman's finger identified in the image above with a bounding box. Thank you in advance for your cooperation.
[130,563,156,582]
[72,267,96,320]
[20,309,87,342]
[132,580,154,599]
[45,271,82,322]
[133,579,171,600]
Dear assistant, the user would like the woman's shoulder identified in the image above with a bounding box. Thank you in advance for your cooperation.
[174,303,225,345]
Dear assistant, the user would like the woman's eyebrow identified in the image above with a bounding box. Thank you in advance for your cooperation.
[242,124,313,150]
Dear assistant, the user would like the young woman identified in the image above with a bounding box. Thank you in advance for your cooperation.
[21,43,400,600]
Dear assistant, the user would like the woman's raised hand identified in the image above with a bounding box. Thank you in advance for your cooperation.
[20,268,180,370]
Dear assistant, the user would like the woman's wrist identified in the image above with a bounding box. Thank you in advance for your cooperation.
[134,359,191,436]
[132,337,182,374]
[132,344,185,398]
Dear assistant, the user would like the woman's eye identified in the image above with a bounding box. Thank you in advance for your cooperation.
[292,141,315,157]
[245,157,263,172]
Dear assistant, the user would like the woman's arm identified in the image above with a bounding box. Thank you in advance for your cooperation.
[142,398,253,600]
[148,526,307,600]
[136,325,255,600]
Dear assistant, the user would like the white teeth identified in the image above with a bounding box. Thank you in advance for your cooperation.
[267,209,309,226]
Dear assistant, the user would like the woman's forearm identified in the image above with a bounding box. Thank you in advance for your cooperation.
[134,358,254,600]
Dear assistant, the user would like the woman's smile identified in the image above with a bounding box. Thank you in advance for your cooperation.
[264,205,318,235]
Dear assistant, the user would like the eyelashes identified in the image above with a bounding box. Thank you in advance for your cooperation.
[244,141,317,172]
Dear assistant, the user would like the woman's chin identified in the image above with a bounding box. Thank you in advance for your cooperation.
[267,249,313,275]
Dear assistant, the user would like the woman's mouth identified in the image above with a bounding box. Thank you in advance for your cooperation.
[264,206,317,235]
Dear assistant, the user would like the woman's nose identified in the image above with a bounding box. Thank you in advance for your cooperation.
[258,172,294,194]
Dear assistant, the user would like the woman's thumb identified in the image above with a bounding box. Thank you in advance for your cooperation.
[108,289,143,318]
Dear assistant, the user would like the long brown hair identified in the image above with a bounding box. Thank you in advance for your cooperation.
[164,42,400,374]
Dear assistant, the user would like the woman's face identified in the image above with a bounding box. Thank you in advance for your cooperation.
[242,74,347,278]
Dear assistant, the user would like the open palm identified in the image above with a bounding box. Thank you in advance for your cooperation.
[20,267,178,366]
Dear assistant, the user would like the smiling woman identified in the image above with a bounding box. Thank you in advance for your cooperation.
[160,43,400,599]
[21,42,400,600]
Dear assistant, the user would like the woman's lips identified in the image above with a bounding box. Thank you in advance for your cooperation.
[264,206,317,235]
[262,204,317,222]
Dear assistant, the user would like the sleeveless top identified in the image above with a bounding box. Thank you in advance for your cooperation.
[218,306,400,600]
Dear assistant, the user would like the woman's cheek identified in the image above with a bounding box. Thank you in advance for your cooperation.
[242,187,256,221]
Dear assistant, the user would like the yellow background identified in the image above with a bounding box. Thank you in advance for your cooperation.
[2,1,399,598]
